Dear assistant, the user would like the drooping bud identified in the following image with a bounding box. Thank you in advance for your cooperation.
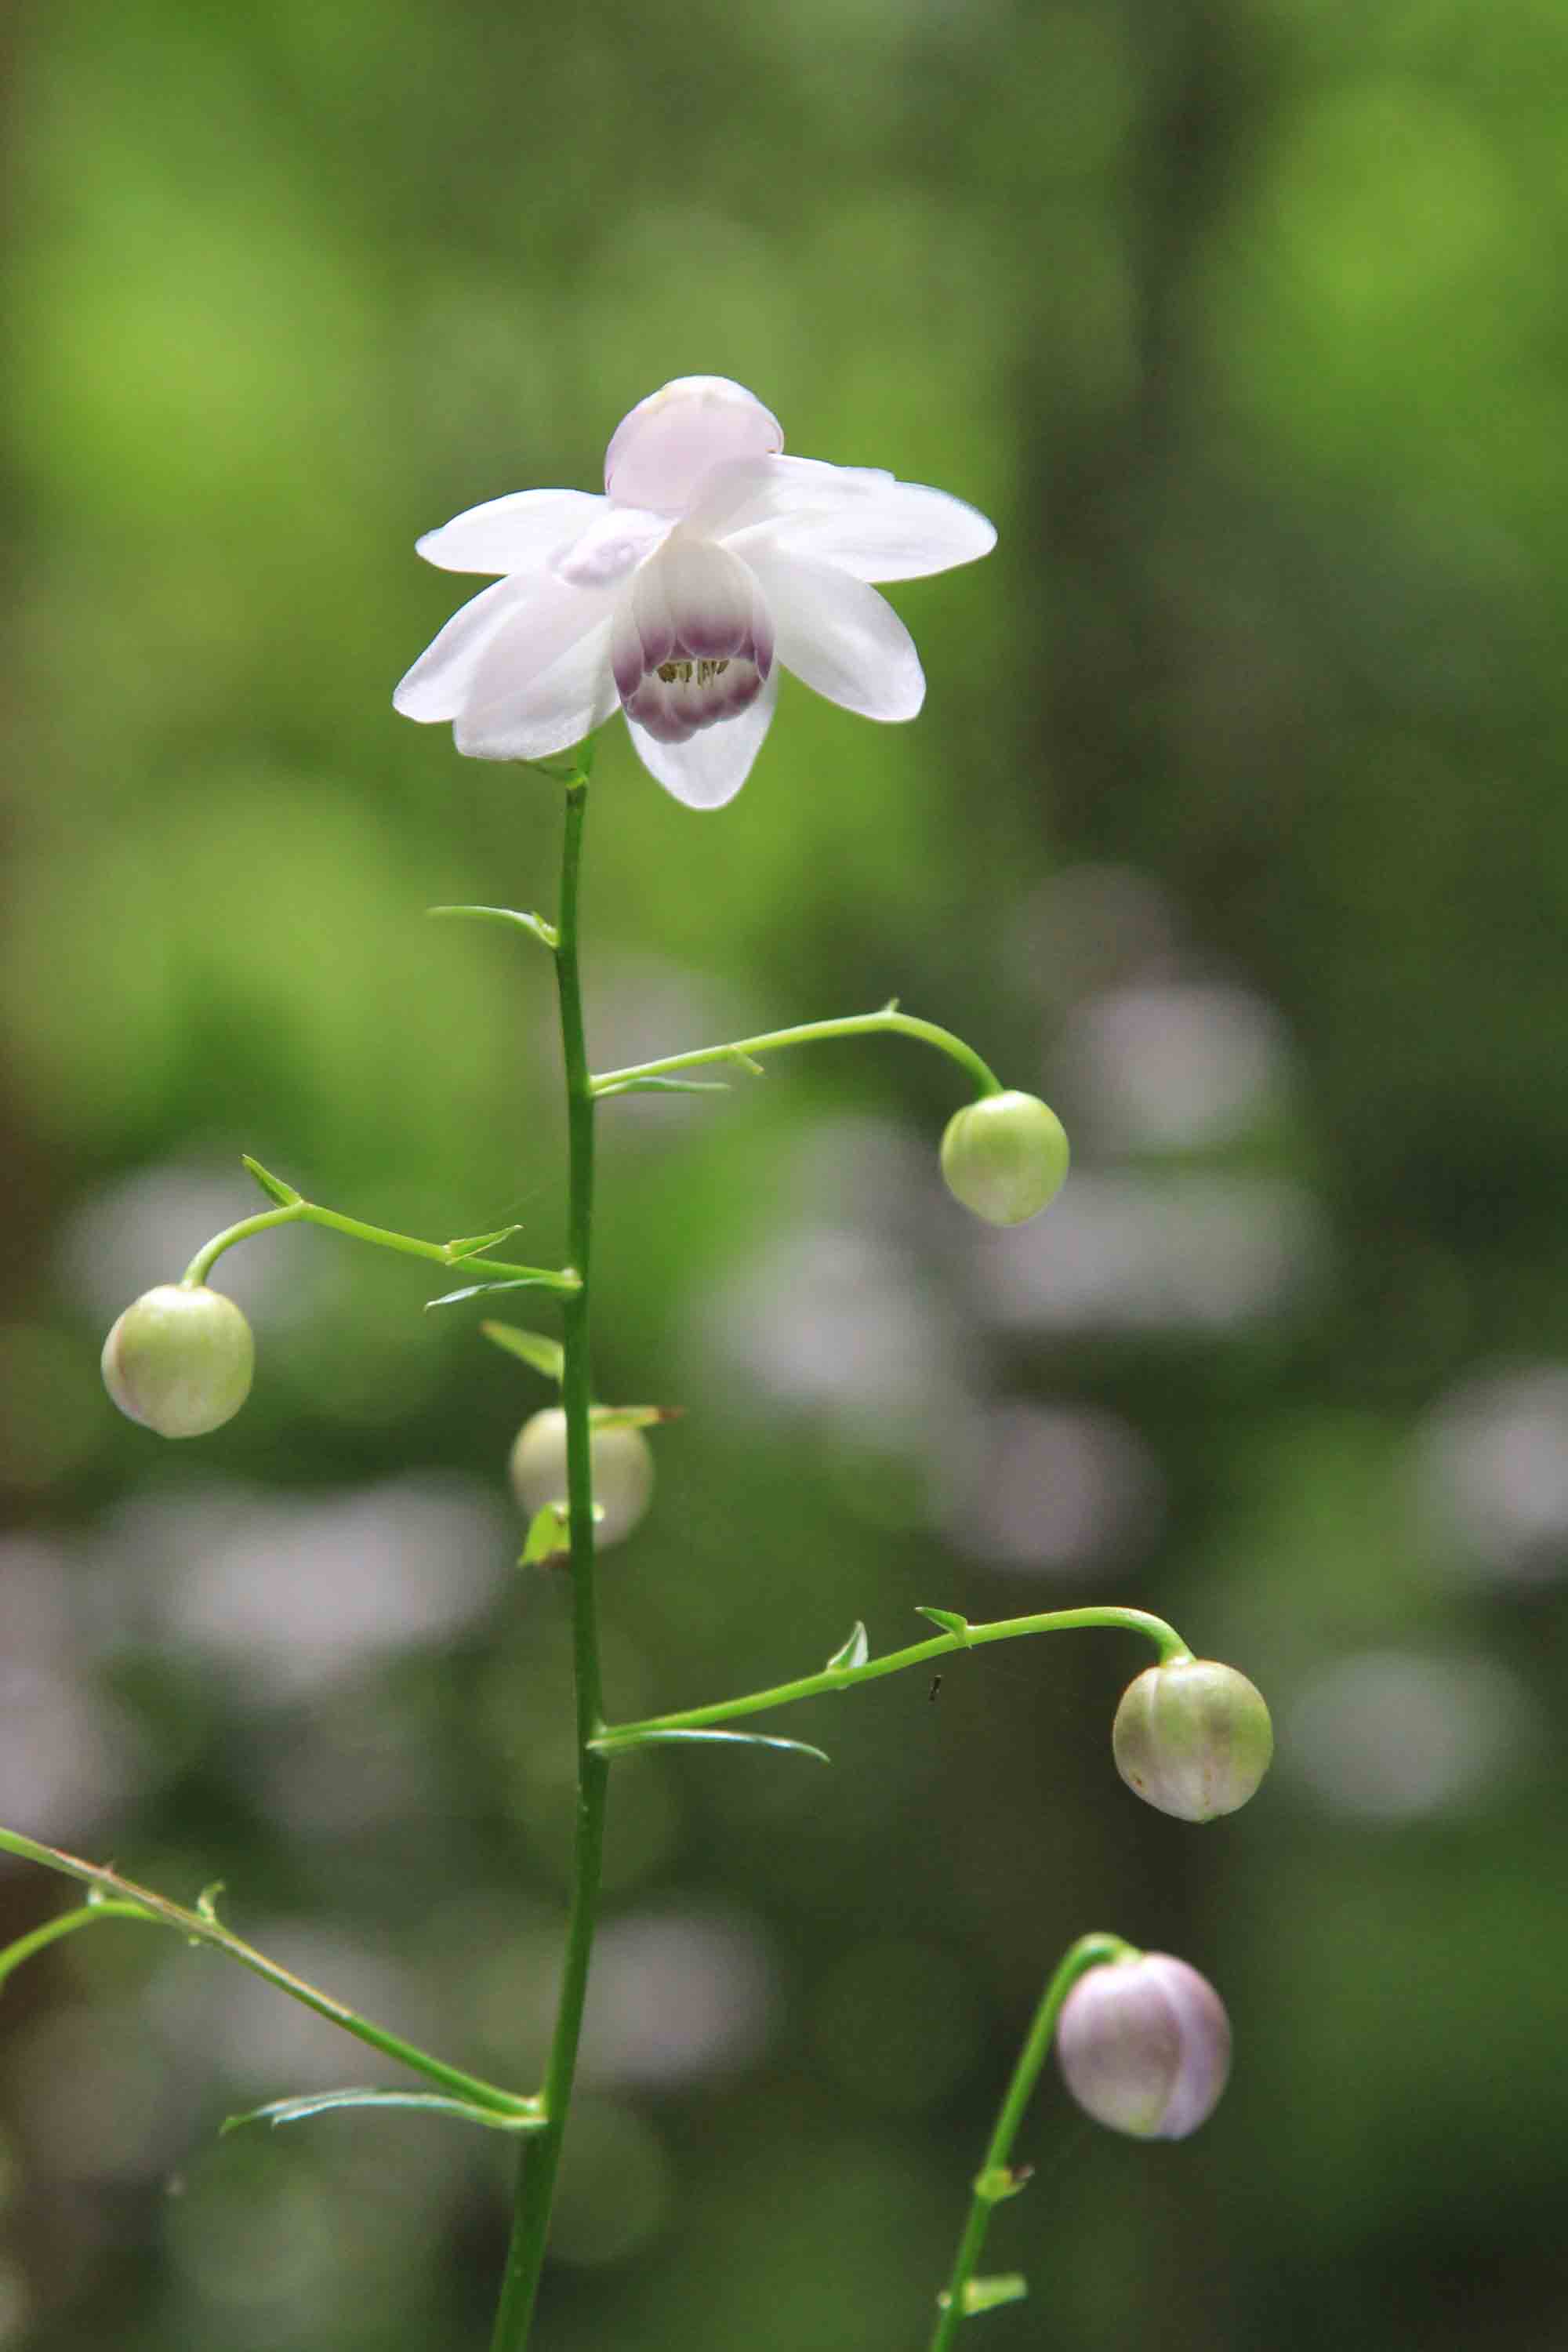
[508,1408,655,1550]
[939,1091,1069,1227]
[1056,1951,1231,2140]
[101,1283,255,1439]
[1112,1658,1273,1823]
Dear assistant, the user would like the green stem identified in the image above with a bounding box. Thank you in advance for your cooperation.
[490,766,609,2352]
[0,1899,154,1987]
[596,1608,1190,1747]
[928,1933,1131,2351]
[590,1007,1003,1098]
[181,1201,577,1294]
[0,1829,532,2118]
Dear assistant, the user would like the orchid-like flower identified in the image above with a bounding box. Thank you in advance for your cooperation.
[394,376,996,809]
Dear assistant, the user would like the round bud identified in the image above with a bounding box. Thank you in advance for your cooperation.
[101,1283,255,1439]
[508,1408,655,1550]
[1113,1658,1274,1824]
[1056,1951,1231,2140]
[940,1091,1069,1226]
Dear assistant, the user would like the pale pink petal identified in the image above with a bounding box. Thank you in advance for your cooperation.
[393,577,539,721]
[604,377,783,515]
[626,668,780,809]
[697,456,997,583]
[739,547,925,721]
[684,455,881,541]
[657,534,765,660]
[416,488,606,575]
[551,504,673,590]
[450,582,619,761]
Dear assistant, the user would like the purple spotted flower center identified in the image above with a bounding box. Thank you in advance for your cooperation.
[610,531,775,746]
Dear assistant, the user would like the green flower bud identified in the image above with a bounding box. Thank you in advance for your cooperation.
[100,1283,255,1439]
[508,1407,655,1550]
[1113,1658,1273,1823]
[1057,1951,1231,2140]
[939,1091,1069,1226]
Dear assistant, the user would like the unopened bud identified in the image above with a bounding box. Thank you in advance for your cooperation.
[1113,1658,1273,1823]
[1056,1951,1231,2140]
[101,1283,255,1439]
[940,1092,1069,1227]
[509,1407,654,1549]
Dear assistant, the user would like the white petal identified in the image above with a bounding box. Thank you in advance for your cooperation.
[658,532,765,659]
[739,548,925,722]
[685,456,882,540]
[551,504,672,590]
[394,577,537,720]
[604,377,784,515]
[626,667,780,809]
[702,456,997,582]
[416,488,606,575]
[452,582,619,761]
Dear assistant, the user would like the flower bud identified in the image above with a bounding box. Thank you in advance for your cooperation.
[1113,1657,1273,1823]
[940,1091,1069,1226]
[1056,1951,1231,2140]
[101,1283,255,1439]
[509,1408,654,1549]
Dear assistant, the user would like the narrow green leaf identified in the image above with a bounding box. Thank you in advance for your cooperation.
[826,1621,870,1672]
[444,1225,524,1263]
[425,1276,562,1310]
[222,2088,546,2137]
[588,1403,683,1431]
[592,1727,830,1765]
[963,2276,1028,2316]
[241,1155,302,1207]
[597,1075,732,1098]
[916,1606,971,1641]
[975,2163,1033,2204]
[482,1323,565,1383]
[427,904,558,950]
[519,1504,571,1567]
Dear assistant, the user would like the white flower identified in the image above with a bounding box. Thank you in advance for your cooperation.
[394,376,996,810]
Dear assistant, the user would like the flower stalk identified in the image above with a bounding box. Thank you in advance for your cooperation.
[181,1199,577,1294]
[595,1606,1192,1748]
[929,1934,1131,2352]
[590,1005,1002,1100]
[0,1828,533,2120]
[489,763,612,2352]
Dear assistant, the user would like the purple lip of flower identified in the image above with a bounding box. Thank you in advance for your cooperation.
[620,659,766,747]
[610,532,776,745]
[394,374,996,809]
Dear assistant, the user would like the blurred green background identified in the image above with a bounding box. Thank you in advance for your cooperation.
[4,0,1567,2346]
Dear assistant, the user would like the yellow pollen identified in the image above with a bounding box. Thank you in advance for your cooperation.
[656,659,731,686]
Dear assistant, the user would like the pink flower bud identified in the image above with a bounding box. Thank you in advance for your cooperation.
[1056,1952,1231,2140]
[101,1283,255,1439]
[1113,1658,1274,1823]
[940,1091,1069,1226]
[509,1408,655,1549]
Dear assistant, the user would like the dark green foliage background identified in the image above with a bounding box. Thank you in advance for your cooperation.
[3,1,1566,2345]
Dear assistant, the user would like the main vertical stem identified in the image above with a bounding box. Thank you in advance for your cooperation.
[490,779,608,2352]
